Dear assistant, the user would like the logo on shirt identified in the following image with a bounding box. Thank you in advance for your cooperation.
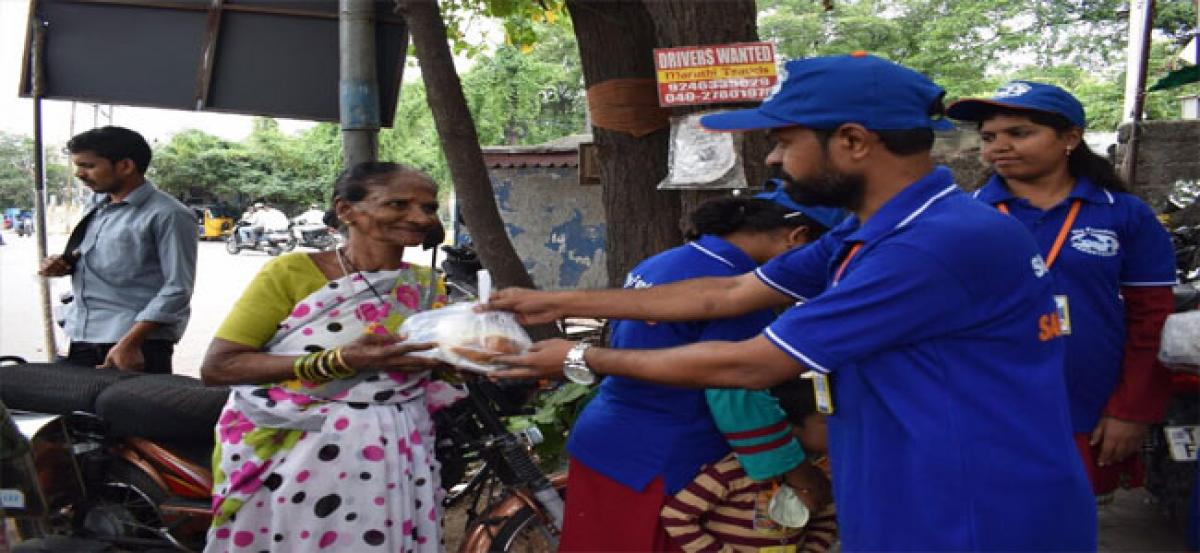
[1069,228,1119,257]
[623,273,654,289]
[1038,310,1063,342]
[1030,255,1048,278]
[994,81,1032,98]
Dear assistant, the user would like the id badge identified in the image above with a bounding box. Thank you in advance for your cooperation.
[812,374,834,415]
[1054,295,1071,335]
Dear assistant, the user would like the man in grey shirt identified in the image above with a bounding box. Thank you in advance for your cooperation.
[39,126,197,373]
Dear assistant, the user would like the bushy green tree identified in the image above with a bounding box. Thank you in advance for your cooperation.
[0,131,69,210]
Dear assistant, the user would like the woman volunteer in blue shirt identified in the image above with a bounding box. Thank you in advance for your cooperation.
[948,82,1177,500]
[557,194,839,552]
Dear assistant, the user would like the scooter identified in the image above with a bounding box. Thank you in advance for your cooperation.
[0,359,227,551]
[292,224,342,251]
[225,221,296,256]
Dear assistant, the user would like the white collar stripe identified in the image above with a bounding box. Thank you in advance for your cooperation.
[1103,190,1114,204]
[765,328,831,374]
[689,241,736,269]
[755,267,808,301]
[896,185,958,229]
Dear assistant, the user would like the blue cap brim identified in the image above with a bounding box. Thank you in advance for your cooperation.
[700,109,798,132]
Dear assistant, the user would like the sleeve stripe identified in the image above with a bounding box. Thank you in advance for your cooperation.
[1120,281,1178,286]
[755,267,808,301]
[723,420,790,440]
[765,327,831,374]
[731,434,795,455]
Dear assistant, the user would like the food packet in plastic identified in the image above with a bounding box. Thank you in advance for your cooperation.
[399,270,532,373]
[1158,310,1200,374]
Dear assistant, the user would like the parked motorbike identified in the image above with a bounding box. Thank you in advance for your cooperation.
[1143,283,1200,536]
[225,221,296,256]
[291,224,342,251]
[0,360,226,551]
[0,357,563,552]
[441,242,483,302]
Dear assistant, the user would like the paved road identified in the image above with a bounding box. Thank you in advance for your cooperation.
[0,229,1191,550]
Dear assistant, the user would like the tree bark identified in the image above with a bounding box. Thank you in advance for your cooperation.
[396,0,534,293]
[642,0,770,221]
[567,0,681,286]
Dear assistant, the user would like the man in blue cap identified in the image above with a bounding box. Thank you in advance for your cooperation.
[489,54,1095,550]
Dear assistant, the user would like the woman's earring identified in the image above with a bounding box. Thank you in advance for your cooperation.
[1065,147,1073,156]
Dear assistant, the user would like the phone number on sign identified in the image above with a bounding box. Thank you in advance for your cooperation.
[665,78,772,92]
[662,87,773,104]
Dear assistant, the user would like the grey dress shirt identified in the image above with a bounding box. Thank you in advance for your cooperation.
[65,180,198,343]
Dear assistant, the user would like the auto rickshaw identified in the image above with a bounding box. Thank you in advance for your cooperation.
[189,203,236,241]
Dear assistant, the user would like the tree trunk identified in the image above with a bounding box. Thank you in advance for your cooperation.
[641,0,770,221]
[567,0,680,286]
[397,0,534,293]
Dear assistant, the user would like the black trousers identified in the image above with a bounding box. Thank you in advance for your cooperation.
[64,340,175,374]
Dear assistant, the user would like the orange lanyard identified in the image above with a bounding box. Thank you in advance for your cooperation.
[996,199,1081,270]
[833,243,863,284]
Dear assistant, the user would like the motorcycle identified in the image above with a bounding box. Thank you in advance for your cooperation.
[441,243,483,302]
[291,224,342,251]
[225,221,296,256]
[0,359,226,552]
[1143,283,1200,537]
[0,358,564,552]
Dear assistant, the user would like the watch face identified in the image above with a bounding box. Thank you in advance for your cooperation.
[564,363,595,385]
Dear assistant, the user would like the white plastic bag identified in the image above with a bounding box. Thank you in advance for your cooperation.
[399,270,532,373]
[1159,310,1200,374]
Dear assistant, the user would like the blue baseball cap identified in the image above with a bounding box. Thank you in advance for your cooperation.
[700,53,955,132]
[755,182,848,231]
[946,81,1086,128]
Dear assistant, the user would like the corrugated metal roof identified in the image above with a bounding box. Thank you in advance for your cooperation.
[482,151,579,168]
[481,134,592,169]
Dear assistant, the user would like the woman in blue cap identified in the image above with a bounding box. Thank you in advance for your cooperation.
[948,81,1177,502]
[555,193,841,552]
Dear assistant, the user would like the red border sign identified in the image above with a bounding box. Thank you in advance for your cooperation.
[653,42,777,107]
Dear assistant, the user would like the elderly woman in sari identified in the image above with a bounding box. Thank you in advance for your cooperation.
[200,162,462,552]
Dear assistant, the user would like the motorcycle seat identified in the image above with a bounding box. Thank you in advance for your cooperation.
[0,363,137,415]
[95,374,229,444]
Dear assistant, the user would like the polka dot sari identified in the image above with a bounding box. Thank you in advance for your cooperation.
[207,265,461,552]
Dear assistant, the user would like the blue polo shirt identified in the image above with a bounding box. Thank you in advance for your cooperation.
[975,175,1177,432]
[757,167,1095,551]
[567,235,777,494]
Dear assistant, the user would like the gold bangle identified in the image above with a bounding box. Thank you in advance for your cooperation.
[332,347,355,377]
[292,354,308,381]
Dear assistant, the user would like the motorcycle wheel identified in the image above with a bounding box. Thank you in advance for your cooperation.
[266,246,282,256]
[483,506,559,553]
[225,236,240,255]
[282,237,298,252]
[14,459,170,546]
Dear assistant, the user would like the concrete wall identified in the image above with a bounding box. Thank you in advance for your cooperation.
[490,167,608,290]
[1116,120,1200,214]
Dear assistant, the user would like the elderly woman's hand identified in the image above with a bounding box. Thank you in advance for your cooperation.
[341,331,447,373]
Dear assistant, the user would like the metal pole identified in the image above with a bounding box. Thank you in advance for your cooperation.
[1122,0,1156,186]
[339,0,379,168]
[29,16,58,361]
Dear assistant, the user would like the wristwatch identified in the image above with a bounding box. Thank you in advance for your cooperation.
[563,342,596,385]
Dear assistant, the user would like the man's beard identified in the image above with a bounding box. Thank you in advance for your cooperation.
[779,167,866,211]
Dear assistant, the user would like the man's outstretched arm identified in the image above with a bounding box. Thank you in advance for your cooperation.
[493,335,806,390]
[487,272,792,326]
